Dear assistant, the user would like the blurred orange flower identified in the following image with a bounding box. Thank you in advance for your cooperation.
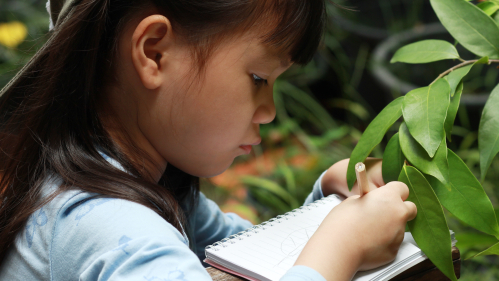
[210,148,285,189]
[289,154,319,171]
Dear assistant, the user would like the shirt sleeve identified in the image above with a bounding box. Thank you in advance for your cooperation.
[281,266,327,281]
[188,192,253,261]
[304,170,326,205]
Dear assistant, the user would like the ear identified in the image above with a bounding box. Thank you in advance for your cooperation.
[131,15,173,90]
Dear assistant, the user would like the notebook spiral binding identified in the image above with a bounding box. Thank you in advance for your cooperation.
[205,194,340,252]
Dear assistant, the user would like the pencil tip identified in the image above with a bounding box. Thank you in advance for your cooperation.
[355,162,365,172]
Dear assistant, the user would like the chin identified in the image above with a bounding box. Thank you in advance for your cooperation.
[185,160,235,178]
[203,166,232,178]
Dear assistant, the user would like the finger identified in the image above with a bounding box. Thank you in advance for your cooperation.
[367,181,378,193]
[322,158,358,197]
[365,158,385,187]
[393,229,405,247]
[384,181,410,201]
[350,183,360,196]
[344,195,360,201]
[404,201,417,221]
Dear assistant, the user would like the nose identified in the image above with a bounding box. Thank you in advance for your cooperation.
[252,88,276,125]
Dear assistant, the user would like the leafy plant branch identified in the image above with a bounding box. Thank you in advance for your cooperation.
[432,59,499,84]
[348,0,499,280]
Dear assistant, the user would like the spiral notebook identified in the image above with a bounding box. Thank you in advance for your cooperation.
[205,194,447,281]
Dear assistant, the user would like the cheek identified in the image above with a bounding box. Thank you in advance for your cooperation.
[140,78,257,177]
[178,78,256,147]
[136,40,262,177]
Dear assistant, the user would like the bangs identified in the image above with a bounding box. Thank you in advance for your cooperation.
[150,0,326,67]
[255,0,326,65]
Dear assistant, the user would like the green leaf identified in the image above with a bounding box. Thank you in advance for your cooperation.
[479,83,499,181]
[444,58,488,141]
[444,82,463,142]
[427,150,499,237]
[347,97,404,189]
[399,123,450,187]
[402,79,451,157]
[278,162,296,194]
[430,0,499,58]
[399,166,457,281]
[391,40,461,64]
[477,1,499,16]
[470,241,499,258]
[250,188,290,214]
[241,176,299,208]
[382,133,405,183]
[456,232,498,251]
[278,81,338,130]
[445,57,489,97]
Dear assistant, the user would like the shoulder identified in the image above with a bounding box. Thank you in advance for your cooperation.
[47,187,190,279]
[51,187,189,247]
[57,190,181,234]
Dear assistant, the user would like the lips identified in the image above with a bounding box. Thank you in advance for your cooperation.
[239,145,252,154]
[239,138,261,155]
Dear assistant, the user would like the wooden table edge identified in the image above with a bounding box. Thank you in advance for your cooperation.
[207,246,461,281]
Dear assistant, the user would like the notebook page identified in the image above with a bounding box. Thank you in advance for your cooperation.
[206,195,343,281]
[352,240,424,281]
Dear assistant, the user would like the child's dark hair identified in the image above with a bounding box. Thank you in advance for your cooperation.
[0,0,326,263]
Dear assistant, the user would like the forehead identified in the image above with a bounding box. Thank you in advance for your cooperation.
[223,31,292,67]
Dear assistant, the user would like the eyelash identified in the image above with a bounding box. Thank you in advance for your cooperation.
[252,74,268,86]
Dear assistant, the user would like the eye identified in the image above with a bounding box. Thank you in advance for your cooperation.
[252,74,268,86]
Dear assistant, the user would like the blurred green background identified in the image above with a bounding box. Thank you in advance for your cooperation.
[1,0,499,279]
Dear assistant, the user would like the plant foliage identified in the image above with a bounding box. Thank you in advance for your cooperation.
[348,0,499,279]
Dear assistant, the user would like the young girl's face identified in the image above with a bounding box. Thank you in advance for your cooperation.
[115,17,291,179]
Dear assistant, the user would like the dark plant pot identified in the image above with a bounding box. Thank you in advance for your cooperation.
[331,14,390,41]
[329,0,437,41]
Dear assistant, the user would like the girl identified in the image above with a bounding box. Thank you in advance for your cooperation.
[0,0,417,280]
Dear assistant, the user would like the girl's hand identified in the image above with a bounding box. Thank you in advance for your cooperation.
[321,158,385,198]
[295,181,417,280]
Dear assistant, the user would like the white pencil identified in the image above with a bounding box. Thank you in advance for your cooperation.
[355,162,370,196]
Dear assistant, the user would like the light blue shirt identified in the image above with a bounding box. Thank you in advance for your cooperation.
[0,156,327,281]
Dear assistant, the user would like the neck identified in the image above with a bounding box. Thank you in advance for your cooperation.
[100,84,167,183]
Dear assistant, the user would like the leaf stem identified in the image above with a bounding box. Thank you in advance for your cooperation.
[431,59,499,85]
